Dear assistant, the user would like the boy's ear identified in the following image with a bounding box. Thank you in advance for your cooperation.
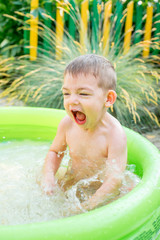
[105,90,117,108]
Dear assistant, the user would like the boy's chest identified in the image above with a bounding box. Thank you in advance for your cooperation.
[66,128,108,165]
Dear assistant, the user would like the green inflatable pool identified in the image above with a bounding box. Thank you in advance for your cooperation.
[0,107,160,240]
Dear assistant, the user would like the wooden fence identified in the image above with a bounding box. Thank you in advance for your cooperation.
[24,0,160,61]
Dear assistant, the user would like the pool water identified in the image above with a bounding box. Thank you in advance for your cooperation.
[0,140,140,226]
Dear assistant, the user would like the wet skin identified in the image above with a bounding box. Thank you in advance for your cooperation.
[41,73,127,210]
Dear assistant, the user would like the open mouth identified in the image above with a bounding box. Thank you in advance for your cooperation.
[71,110,86,125]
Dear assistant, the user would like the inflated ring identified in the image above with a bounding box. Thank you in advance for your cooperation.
[0,107,160,240]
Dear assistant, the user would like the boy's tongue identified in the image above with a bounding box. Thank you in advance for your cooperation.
[76,111,86,121]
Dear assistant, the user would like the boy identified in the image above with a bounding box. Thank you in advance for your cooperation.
[41,54,127,211]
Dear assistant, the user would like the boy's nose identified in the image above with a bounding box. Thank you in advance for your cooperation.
[68,94,79,105]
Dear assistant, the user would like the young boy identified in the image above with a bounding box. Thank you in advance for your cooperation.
[41,54,127,211]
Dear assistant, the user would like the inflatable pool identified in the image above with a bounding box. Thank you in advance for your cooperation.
[0,107,160,240]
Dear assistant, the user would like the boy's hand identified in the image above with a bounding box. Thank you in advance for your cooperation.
[40,172,55,195]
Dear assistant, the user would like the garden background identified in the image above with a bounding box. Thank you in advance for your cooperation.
[0,0,159,148]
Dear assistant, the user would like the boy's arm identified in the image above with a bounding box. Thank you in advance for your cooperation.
[82,129,127,210]
[41,117,69,195]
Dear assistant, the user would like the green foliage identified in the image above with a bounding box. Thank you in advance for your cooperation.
[0,0,159,132]
[0,35,159,132]
[0,0,158,57]
[75,0,157,8]
[0,0,30,57]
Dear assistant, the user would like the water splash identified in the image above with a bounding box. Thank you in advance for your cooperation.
[0,140,140,225]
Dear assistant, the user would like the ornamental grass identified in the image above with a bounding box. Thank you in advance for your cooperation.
[0,5,159,132]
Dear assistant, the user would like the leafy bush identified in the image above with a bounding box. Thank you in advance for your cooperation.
[0,0,24,56]
[0,46,159,132]
[0,1,159,132]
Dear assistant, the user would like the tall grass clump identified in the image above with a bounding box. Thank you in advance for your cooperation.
[0,1,159,132]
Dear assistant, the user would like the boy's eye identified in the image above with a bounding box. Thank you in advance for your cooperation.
[63,92,70,96]
[79,93,89,96]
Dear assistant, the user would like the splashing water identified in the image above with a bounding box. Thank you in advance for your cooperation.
[0,140,140,225]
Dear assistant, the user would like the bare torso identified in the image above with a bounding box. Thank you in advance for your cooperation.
[58,113,124,190]
[66,124,108,181]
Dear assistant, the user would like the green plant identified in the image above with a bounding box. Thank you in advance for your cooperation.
[0,2,159,132]
[0,0,30,57]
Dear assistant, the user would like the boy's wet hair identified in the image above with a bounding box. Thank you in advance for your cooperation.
[64,54,117,91]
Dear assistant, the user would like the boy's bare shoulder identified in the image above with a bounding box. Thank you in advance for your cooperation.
[53,116,72,144]
[107,114,127,148]
[58,115,73,131]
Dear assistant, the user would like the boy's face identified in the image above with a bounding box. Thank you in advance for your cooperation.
[62,73,108,130]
